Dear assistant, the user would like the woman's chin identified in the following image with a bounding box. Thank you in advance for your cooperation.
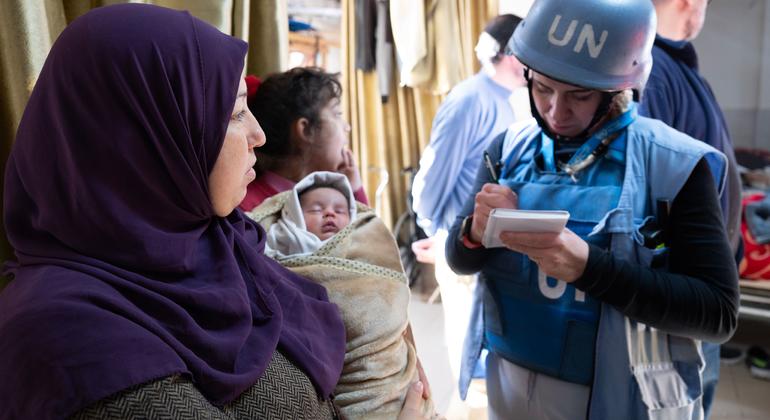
[550,125,577,137]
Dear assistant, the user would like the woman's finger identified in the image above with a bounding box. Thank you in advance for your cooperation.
[500,231,560,249]
[397,382,426,420]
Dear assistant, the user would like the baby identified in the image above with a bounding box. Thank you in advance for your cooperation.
[261,172,357,259]
[299,186,352,241]
[249,171,437,420]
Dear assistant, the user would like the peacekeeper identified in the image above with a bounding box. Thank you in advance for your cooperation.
[446,0,739,419]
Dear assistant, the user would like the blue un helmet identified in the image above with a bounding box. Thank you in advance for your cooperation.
[507,0,656,97]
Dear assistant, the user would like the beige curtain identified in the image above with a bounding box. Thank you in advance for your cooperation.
[0,0,286,288]
[341,0,497,228]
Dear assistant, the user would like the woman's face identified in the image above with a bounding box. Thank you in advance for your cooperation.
[209,78,266,216]
[307,98,351,172]
[300,187,351,241]
[530,72,603,138]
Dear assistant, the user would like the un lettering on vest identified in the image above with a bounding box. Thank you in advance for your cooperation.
[547,15,608,59]
[538,268,586,302]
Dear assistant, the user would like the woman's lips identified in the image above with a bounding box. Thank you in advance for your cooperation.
[550,122,572,133]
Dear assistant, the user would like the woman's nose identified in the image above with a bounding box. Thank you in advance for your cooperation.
[549,95,569,120]
[248,112,266,149]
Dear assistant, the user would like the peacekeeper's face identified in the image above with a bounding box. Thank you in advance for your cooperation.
[530,71,603,138]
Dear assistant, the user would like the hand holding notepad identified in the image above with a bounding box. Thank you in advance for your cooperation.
[481,209,570,248]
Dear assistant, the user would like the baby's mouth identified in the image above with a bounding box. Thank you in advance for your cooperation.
[321,221,337,232]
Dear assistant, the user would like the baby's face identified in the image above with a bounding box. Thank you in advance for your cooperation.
[299,187,351,241]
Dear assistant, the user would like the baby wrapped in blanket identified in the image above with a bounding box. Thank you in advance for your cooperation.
[247,171,436,420]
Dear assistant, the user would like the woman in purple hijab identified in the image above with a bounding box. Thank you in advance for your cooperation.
[0,4,430,419]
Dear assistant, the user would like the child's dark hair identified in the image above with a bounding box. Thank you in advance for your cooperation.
[249,67,342,158]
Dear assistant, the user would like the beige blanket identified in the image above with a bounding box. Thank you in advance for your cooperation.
[248,192,434,420]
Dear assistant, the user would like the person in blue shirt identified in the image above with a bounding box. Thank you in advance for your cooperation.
[639,2,742,417]
[412,14,526,239]
[447,0,739,418]
[409,13,526,403]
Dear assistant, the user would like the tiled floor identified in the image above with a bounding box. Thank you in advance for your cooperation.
[712,318,770,420]
[409,297,770,420]
[711,360,770,420]
[409,297,486,420]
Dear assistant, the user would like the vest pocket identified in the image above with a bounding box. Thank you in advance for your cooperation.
[560,319,597,385]
[482,253,529,336]
[631,362,702,419]
[483,283,504,336]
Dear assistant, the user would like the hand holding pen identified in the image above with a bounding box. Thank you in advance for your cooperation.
[483,151,501,183]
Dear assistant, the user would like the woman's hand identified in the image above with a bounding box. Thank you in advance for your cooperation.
[499,228,589,282]
[415,357,431,399]
[397,382,428,420]
[338,148,363,191]
[470,183,518,243]
[402,324,431,399]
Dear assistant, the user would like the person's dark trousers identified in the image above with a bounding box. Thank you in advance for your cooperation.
[701,341,720,418]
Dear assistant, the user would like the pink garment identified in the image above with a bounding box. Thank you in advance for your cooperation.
[240,170,369,211]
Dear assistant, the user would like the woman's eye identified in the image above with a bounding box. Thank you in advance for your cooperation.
[573,94,593,102]
[232,110,247,121]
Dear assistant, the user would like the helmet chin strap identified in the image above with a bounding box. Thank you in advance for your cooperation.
[524,69,618,144]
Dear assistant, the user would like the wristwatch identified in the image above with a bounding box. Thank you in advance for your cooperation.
[459,215,483,249]
[459,215,474,242]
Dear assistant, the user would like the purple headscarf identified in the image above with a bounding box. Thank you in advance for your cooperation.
[0,4,345,419]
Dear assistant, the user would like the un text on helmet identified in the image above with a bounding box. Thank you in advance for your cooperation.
[547,15,608,59]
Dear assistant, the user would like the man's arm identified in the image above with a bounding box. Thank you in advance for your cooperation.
[445,133,507,274]
[412,96,481,235]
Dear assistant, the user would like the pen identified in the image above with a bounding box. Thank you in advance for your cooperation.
[483,151,500,183]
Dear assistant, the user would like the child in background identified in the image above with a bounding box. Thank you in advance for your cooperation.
[248,171,439,420]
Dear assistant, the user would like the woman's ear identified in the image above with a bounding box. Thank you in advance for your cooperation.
[291,117,313,145]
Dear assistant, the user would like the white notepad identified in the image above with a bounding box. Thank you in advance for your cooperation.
[481,209,570,248]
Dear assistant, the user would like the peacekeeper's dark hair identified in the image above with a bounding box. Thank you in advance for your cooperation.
[249,67,342,158]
